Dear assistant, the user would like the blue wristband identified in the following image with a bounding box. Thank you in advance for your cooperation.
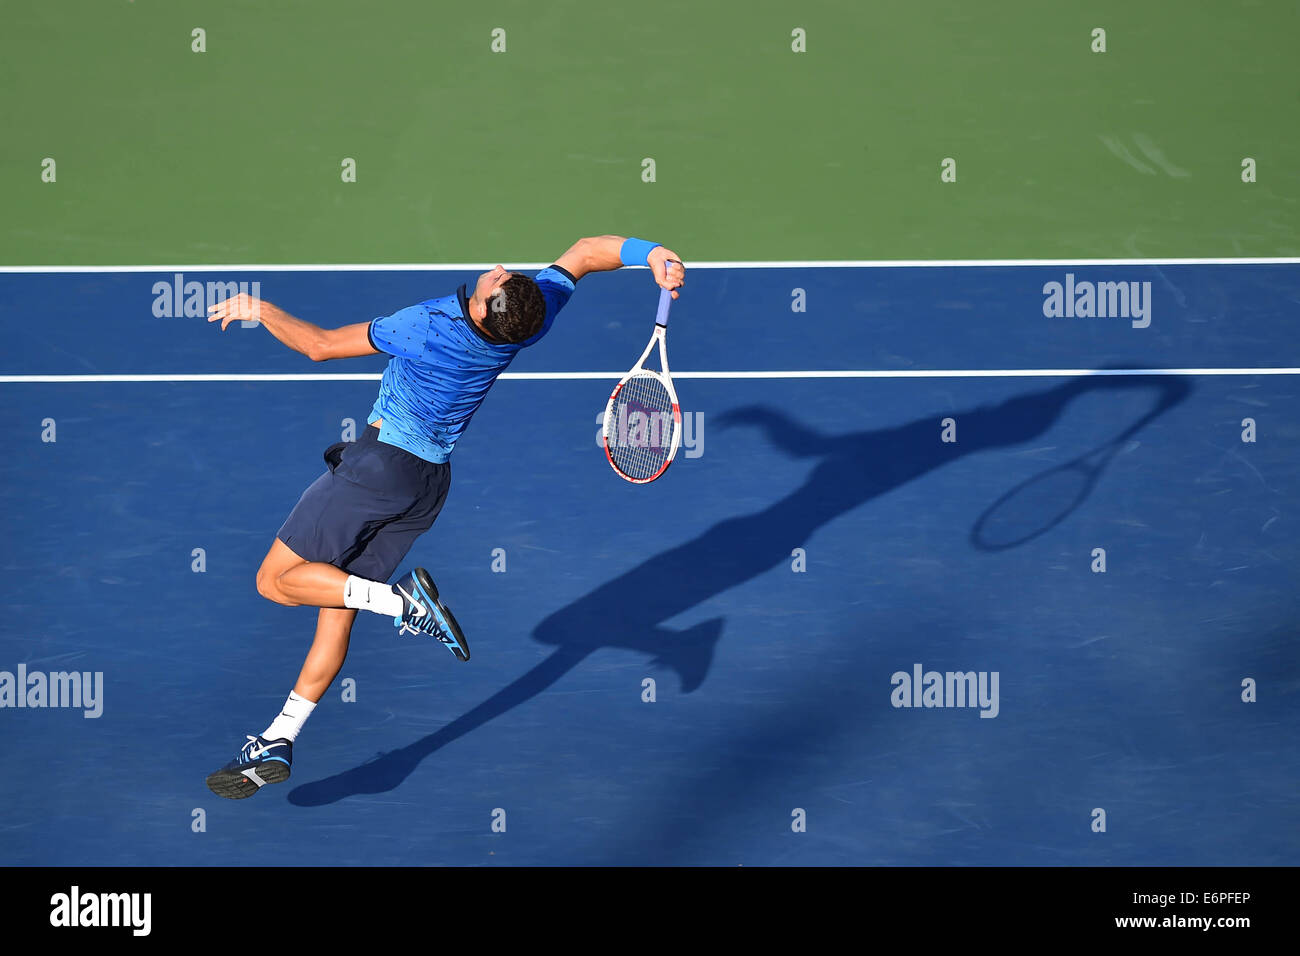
[619,237,660,267]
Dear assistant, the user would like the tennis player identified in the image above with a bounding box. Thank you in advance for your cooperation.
[204,237,684,799]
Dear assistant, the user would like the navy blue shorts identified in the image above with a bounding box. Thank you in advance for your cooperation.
[276,425,451,583]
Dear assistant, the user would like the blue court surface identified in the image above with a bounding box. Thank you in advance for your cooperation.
[1,262,1297,866]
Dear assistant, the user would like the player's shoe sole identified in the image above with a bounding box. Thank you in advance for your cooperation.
[205,735,293,800]
[438,605,469,661]
[205,761,291,799]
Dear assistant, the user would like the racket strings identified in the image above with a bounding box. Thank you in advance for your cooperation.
[606,372,677,481]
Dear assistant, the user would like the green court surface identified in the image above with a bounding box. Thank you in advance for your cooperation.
[2,0,1296,264]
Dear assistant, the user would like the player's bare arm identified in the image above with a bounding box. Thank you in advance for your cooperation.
[206,293,377,361]
[554,235,685,296]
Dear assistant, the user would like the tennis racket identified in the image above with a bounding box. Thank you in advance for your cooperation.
[602,274,682,483]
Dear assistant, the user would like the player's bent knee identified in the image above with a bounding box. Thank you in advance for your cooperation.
[255,568,294,606]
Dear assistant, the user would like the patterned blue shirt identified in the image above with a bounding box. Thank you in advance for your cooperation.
[366,266,575,462]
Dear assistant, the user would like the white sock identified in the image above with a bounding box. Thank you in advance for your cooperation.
[343,574,403,617]
[263,691,317,742]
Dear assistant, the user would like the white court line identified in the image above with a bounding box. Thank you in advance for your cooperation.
[1,258,1298,273]
[2,368,1299,384]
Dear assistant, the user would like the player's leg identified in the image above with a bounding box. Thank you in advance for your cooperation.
[205,607,357,800]
[294,607,357,701]
[208,431,391,800]
[255,538,349,608]
[257,537,434,626]
[257,432,429,622]
[208,427,456,799]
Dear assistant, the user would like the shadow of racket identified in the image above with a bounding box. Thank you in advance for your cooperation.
[971,373,1191,551]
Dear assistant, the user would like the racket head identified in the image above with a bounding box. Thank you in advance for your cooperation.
[602,369,682,483]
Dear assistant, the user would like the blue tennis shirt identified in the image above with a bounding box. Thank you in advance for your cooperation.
[366,266,576,463]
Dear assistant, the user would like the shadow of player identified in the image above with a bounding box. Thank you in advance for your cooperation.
[287,372,1190,805]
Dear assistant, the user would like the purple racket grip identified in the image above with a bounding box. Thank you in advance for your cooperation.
[654,259,679,327]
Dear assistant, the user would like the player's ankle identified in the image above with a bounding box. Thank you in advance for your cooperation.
[343,574,403,617]
[262,691,317,742]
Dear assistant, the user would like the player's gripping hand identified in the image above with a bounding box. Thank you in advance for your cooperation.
[648,246,685,299]
[207,293,281,330]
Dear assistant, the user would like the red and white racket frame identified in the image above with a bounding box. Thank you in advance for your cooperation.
[602,282,682,483]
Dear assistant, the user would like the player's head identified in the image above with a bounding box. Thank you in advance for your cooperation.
[471,265,546,344]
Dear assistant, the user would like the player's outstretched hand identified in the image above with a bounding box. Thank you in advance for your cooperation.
[207,293,278,330]
[648,247,685,299]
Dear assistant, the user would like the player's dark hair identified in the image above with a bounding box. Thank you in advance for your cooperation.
[483,274,546,344]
